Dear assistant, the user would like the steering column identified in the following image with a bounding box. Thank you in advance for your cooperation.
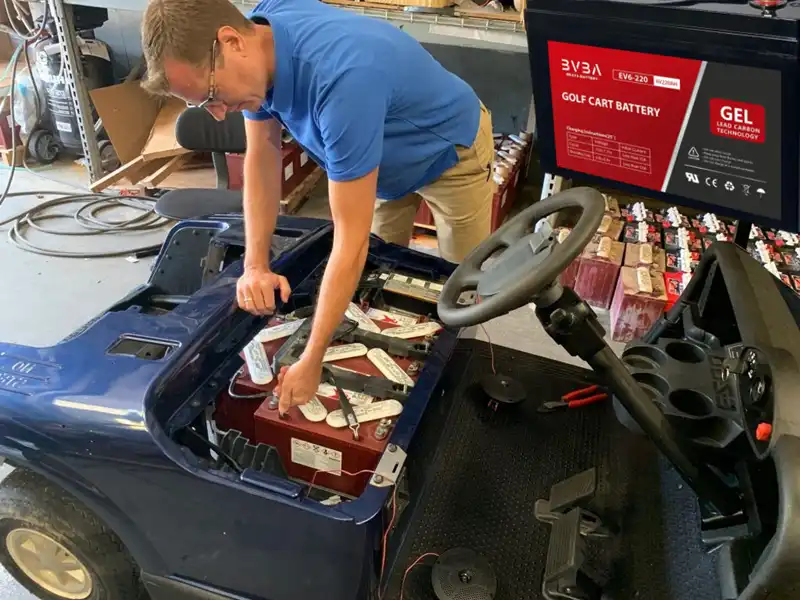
[437,187,743,519]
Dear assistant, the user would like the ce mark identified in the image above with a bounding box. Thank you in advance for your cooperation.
[705,176,719,188]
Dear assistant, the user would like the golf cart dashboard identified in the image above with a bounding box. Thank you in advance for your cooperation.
[624,242,800,454]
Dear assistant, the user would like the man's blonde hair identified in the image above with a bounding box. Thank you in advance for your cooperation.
[141,0,254,96]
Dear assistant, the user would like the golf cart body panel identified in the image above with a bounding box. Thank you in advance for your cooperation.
[0,215,460,600]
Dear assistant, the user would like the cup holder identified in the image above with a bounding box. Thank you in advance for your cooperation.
[668,389,714,418]
[631,372,670,401]
[665,341,706,364]
[622,346,669,371]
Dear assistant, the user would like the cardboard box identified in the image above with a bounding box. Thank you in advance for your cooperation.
[555,227,582,289]
[624,243,666,272]
[597,214,624,241]
[623,221,663,246]
[89,82,191,191]
[775,248,800,274]
[602,194,621,218]
[612,267,668,337]
[664,271,693,311]
[610,267,668,342]
[573,237,625,309]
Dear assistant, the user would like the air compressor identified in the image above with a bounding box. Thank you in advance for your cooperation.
[27,9,115,165]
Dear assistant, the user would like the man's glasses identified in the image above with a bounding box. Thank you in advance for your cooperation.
[187,39,218,109]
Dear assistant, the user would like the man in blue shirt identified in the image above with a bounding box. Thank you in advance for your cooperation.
[142,0,494,413]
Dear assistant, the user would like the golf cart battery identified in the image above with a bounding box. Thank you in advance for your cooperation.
[235,323,420,498]
[525,0,800,232]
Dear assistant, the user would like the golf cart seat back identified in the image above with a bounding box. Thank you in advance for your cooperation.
[154,108,245,221]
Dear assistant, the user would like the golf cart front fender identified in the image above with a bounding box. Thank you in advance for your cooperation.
[0,339,167,574]
[0,448,166,575]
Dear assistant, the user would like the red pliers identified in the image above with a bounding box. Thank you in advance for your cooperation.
[538,385,608,413]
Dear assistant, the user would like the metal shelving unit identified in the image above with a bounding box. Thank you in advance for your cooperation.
[48,0,103,182]
[50,0,533,182]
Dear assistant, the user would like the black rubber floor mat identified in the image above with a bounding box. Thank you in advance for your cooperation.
[385,339,720,600]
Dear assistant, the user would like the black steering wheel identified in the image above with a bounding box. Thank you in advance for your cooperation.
[437,187,606,328]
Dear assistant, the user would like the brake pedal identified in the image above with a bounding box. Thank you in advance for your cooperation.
[534,468,612,539]
[542,508,602,600]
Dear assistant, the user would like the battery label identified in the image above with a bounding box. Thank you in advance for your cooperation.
[290,438,343,472]
[549,41,781,221]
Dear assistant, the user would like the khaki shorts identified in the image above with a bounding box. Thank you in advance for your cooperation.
[371,104,494,263]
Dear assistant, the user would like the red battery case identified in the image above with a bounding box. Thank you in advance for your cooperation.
[233,318,420,498]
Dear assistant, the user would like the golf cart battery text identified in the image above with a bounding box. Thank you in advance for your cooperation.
[560,92,661,117]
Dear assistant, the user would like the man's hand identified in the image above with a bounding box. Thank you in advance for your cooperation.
[275,355,323,414]
[237,265,291,315]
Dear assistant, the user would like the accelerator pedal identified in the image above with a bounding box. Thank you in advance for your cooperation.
[542,508,602,600]
[534,468,612,539]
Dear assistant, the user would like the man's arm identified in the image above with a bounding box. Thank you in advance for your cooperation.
[302,169,378,363]
[274,66,386,412]
[242,117,282,271]
[237,117,291,315]
[300,67,386,360]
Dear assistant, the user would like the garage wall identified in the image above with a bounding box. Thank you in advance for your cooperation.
[93,9,533,134]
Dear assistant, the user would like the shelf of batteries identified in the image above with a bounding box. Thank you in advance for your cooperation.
[620,203,800,305]
[226,269,448,498]
[553,196,797,343]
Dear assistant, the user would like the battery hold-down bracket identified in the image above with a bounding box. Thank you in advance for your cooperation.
[370,443,406,488]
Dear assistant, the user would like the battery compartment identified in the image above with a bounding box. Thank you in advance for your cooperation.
[173,260,447,503]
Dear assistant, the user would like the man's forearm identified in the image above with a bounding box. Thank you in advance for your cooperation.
[303,237,370,363]
[243,122,283,271]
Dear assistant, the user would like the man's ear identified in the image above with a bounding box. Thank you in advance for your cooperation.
[217,25,246,54]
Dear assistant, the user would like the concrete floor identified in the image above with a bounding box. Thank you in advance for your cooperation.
[0,163,623,598]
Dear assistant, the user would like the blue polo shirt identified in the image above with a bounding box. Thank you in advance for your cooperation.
[244,0,481,200]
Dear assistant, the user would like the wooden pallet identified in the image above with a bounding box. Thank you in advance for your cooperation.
[324,0,523,19]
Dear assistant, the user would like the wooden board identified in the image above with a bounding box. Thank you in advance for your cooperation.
[280,167,323,215]
[126,156,173,184]
[141,154,192,187]
[454,6,522,22]
[89,155,175,192]
[324,0,522,21]
[323,0,411,8]
[89,156,146,192]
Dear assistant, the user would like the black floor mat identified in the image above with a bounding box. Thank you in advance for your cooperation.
[385,339,720,600]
